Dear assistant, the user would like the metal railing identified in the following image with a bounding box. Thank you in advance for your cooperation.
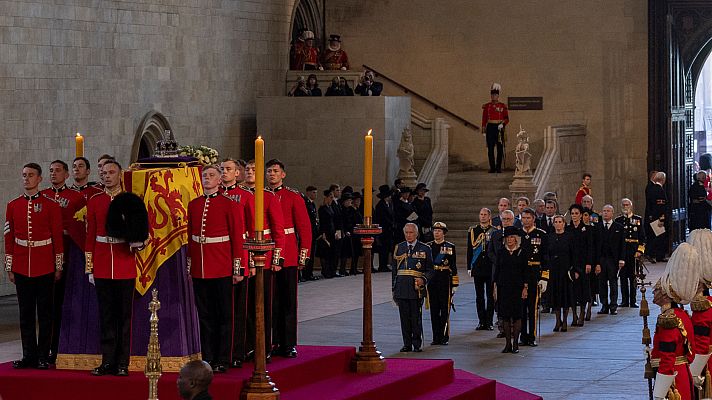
[363,64,480,132]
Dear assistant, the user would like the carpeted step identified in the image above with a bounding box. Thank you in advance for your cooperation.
[496,381,544,400]
[281,358,454,400]
[410,369,497,400]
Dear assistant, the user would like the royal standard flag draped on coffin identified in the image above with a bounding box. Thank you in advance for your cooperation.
[124,166,203,295]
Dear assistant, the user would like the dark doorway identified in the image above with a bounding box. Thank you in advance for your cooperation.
[649,0,712,246]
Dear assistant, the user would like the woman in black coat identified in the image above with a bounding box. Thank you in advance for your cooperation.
[317,190,337,278]
[493,226,529,353]
[547,215,576,332]
[567,204,593,327]
[582,208,601,321]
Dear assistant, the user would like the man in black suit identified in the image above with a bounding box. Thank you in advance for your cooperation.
[302,186,319,281]
[596,205,625,315]
[645,172,668,263]
[541,200,557,233]
[374,185,395,272]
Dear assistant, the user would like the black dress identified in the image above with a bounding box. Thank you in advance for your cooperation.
[567,222,593,305]
[546,231,576,308]
[316,205,335,259]
[493,247,527,320]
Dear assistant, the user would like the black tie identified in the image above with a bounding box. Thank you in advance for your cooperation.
[408,245,414,256]
[606,222,610,230]
[548,217,552,226]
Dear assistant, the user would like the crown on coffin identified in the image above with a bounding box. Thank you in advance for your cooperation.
[155,130,179,158]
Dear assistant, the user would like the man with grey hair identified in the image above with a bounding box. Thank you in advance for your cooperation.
[615,198,645,308]
[392,223,434,352]
[492,198,522,229]
[645,171,668,263]
[177,360,214,400]
[596,205,625,315]
[689,170,711,230]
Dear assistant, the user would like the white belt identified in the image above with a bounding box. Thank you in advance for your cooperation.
[96,236,126,244]
[15,238,52,247]
[191,235,230,244]
[285,227,295,234]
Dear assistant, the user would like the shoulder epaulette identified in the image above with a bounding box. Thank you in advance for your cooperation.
[657,308,680,329]
[287,186,301,195]
[88,191,105,202]
[41,193,57,202]
[445,241,455,247]
[691,295,712,312]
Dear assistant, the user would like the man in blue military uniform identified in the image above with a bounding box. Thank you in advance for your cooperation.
[615,198,645,308]
[427,222,458,346]
[519,209,548,347]
[393,223,434,352]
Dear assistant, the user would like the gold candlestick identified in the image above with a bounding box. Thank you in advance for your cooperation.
[145,288,162,400]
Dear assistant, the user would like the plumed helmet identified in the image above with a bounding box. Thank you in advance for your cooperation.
[303,30,315,40]
[687,229,712,286]
[490,82,501,95]
[106,192,149,243]
[659,243,701,304]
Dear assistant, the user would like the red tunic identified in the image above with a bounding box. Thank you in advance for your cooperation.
[271,186,312,267]
[85,192,137,280]
[652,307,695,400]
[241,188,286,270]
[41,185,86,250]
[221,183,254,276]
[72,183,103,201]
[321,49,350,70]
[481,101,509,129]
[575,186,591,205]
[293,46,320,70]
[187,192,245,279]
[692,296,712,373]
[4,193,64,277]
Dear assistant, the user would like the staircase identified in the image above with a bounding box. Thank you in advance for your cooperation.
[433,165,514,264]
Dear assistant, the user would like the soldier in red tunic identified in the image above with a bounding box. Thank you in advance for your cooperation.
[188,165,245,373]
[321,34,349,71]
[220,158,253,368]
[686,229,712,393]
[71,157,103,199]
[243,160,286,362]
[481,83,509,173]
[266,159,312,358]
[651,243,699,400]
[40,160,87,363]
[86,160,148,377]
[575,173,592,205]
[5,163,64,369]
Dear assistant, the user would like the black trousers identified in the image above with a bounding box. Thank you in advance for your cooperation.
[598,256,618,311]
[95,278,134,367]
[193,276,233,365]
[50,268,66,359]
[473,275,494,326]
[246,269,273,355]
[486,123,504,171]
[521,282,539,341]
[232,278,249,362]
[428,273,451,343]
[273,267,298,349]
[302,238,317,279]
[397,298,423,349]
[15,272,54,362]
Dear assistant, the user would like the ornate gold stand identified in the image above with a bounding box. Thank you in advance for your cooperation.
[241,232,279,399]
[145,288,162,400]
[351,217,386,374]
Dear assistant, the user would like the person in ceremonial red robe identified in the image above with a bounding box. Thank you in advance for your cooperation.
[321,34,349,70]
[686,229,712,394]
[266,159,312,358]
[86,160,148,377]
[651,243,699,400]
[575,173,592,205]
[481,83,509,173]
[71,156,103,199]
[243,159,286,362]
[40,160,86,363]
[5,163,64,369]
[291,30,321,71]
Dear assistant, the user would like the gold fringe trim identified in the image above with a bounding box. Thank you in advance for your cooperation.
[55,353,201,372]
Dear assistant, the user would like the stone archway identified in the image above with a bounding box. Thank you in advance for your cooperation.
[291,0,324,49]
[131,111,173,163]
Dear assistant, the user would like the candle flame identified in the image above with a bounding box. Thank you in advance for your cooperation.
[367,129,372,136]
[257,135,262,140]
[76,132,81,137]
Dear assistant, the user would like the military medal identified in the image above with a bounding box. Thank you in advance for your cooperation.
[33,203,42,213]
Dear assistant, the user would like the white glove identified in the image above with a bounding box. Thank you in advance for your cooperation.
[467,268,472,277]
[538,280,547,293]
[451,286,458,294]
[318,66,324,71]
[88,273,95,286]
[498,123,504,131]
[690,353,712,379]
[653,372,676,400]
[335,231,343,240]
[341,66,347,70]
[694,374,705,390]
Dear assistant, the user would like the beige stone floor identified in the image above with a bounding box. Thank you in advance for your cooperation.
[0,260,665,399]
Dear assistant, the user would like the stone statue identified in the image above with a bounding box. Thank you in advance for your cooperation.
[397,127,417,185]
[514,125,532,177]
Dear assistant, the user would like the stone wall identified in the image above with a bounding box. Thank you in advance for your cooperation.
[325,0,649,210]
[0,0,296,293]
[256,96,411,192]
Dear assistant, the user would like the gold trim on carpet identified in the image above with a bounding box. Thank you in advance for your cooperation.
[55,353,202,372]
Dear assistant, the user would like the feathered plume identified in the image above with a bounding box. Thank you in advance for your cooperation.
[660,243,701,304]
[688,229,712,285]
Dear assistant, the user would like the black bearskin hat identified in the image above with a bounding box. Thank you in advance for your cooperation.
[700,153,712,171]
[106,192,149,242]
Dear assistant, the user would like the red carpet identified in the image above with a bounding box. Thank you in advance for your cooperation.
[0,346,541,400]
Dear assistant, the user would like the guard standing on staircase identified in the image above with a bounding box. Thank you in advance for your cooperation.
[482,82,509,173]
[393,223,434,352]
[427,222,458,346]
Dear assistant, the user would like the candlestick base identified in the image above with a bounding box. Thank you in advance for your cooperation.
[242,236,279,400]
[351,343,386,374]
